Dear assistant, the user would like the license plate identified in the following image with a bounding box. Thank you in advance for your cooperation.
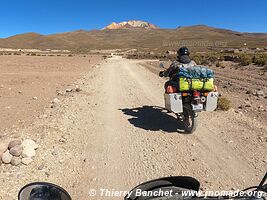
[192,104,203,111]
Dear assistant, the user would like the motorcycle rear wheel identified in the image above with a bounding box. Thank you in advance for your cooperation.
[180,104,198,133]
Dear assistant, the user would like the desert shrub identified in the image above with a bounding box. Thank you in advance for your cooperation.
[217,97,231,111]
[219,54,225,61]
[13,52,21,55]
[48,54,55,56]
[68,54,73,57]
[253,54,267,66]
[192,53,223,65]
[202,58,211,65]
[30,53,37,56]
[216,62,221,67]
[127,53,175,61]
[239,53,252,66]
[206,53,219,63]
[192,54,204,65]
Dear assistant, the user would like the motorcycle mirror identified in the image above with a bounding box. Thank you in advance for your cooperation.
[18,182,71,200]
[159,63,165,68]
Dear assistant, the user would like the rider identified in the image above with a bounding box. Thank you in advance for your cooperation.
[159,46,196,90]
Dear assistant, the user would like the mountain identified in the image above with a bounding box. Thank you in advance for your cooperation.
[102,20,159,30]
[1,24,267,52]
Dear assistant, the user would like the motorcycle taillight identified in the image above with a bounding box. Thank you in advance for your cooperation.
[193,91,200,97]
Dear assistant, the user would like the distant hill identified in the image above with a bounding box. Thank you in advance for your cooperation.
[1,24,267,52]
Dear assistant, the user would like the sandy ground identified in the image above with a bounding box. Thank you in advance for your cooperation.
[0,56,266,199]
[0,54,102,134]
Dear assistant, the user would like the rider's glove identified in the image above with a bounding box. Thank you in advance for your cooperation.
[159,71,164,77]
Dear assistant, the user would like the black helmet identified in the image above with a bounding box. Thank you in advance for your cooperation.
[177,46,190,56]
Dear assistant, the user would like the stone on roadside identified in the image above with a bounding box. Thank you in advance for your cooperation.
[2,150,13,164]
[22,147,36,158]
[75,85,82,92]
[8,139,22,149]
[0,142,9,154]
[11,156,21,166]
[22,157,33,165]
[9,145,23,156]
[56,90,65,96]
[255,90,265,97]
[52,98,60,104]
[22,139,38,150]
[66,88,72,92]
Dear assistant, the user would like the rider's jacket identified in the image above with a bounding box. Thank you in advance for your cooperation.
[163,55,197,80]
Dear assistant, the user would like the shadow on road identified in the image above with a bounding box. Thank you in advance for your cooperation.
[120,106,188,134]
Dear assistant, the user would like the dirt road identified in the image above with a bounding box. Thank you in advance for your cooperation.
[0,56,266,199]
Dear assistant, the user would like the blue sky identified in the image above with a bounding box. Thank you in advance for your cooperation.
[0,0,266,38]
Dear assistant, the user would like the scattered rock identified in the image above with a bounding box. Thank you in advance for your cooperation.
[238,105,243,109]
[22,147,36,158]
[39,114,48,119]
[2,150,13,164]
[22,139,38,150]
[246,90,251,94]
[0,142,9,154]
[22,157,33,165]
[9,145,23,156]
[8,139,22,149]
[59,136,67,143]
[32,96,38,100]
[11,157,21,166]
[255,90,265,97]
[37,162,45,170]
[56,90,65,96]
[51,149,59,156]
[75,85,82,92]
[66,88,72,92]
[52,98,60,104]
[45,171,51,177]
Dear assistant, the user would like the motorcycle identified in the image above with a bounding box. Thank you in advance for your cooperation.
[17,172,266,200]
[159,63,219,133]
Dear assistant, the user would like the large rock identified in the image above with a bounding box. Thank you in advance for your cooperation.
[0,142,8,154]
[11,156,21,166]
[8,140,22,149]
[2,150,13,164]
[22,139,38,150]
[22,147,36,158]
[9,145,23,156]
[22,157,33,165]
